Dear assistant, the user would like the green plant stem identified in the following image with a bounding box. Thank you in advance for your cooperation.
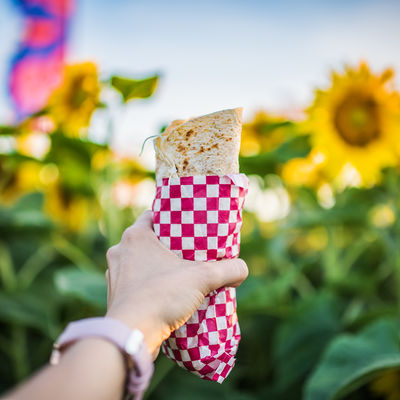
[393,233,400,312]
[52,234,98,270]
[393,197,400,311]
[341,233,373,272]
[101,112,123,246]
[18,245,56,289]
[322,225,340,284]
[0,241,17,291]
[294,269,315,296]
[102,166,122,247]
[10,325,29,382]
[0,334,11,357]
[383,172,400,311]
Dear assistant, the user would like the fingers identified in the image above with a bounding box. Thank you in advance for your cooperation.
[105,269,110,306]
[151,347,160,361]
[121,211,154,244]
[133,210,153,230]
[106,244,119,265]
[201,258,248,293]
[121,211,179,261]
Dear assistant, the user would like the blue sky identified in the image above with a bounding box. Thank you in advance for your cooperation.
[1,0,400,154]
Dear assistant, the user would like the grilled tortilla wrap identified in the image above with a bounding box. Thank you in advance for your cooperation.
[154,108,242,178]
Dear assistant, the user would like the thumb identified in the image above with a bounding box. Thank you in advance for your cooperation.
[201,258,248,293]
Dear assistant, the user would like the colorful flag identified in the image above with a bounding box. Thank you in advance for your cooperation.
[9,0,75,119]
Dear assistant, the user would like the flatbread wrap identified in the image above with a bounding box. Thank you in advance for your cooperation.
[154,108,242,178]
[152,108,247,383]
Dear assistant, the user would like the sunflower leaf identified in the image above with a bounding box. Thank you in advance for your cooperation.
[0,125,19,135]
[240,135,311,176]
[0,289,59,337]
[258,120,294,134]
[304,318,400,400]
[0,193,53,236]
[110,75,159,102]
[237,272,296,313]
[54,267,107,309]
[272,292,342,395]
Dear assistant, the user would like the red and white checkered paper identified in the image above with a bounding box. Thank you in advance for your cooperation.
[152,174,248,383]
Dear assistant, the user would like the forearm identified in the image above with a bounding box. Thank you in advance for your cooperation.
[2,211,248,400]
[3,338,126,400]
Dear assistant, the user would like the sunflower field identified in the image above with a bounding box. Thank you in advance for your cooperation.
[1,61,400,400]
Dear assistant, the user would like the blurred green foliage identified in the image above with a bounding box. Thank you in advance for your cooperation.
[1,62,400,400]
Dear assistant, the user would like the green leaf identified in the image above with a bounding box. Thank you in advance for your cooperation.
[0,291,58,336]
[45,133,107,195]
[240,135,311,176]
[13,192,44,210]
[289,206,367,228]
[237,272,296,313]
[0,125,19,135]
[0,193,53,235]
[54,267,107,309]
[110,75,159,102]
[288,186,380,228]
[258,120,294,134]
[304,318,400,400]
[272,292,342,394]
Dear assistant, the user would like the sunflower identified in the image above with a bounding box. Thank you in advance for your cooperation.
[47,62,100,137]
[0,160,43,204]
[281,149,326,188]
[307,62,400,186]
[44,183,96,232]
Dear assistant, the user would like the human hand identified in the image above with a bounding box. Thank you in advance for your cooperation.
[105,211,248,357]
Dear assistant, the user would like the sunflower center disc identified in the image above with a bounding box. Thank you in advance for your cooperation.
[333,93,381,147]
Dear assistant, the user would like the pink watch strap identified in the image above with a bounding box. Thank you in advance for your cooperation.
[51,317,154,400]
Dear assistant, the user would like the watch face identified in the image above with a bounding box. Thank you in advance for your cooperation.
[125,330,144,355]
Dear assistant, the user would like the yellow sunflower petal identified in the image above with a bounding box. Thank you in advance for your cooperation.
[47,62,100,137]
[307,62,400,187]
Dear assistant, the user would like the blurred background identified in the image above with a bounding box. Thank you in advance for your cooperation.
[1,0,400,399]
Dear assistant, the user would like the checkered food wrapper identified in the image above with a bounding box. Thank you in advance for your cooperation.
[152,173,248,383]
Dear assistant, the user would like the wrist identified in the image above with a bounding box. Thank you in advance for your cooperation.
[64,337,128,374]
[51,317,154,400]
[105,308,166,356]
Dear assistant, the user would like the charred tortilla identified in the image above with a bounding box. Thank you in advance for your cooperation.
[154,108,242,177]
